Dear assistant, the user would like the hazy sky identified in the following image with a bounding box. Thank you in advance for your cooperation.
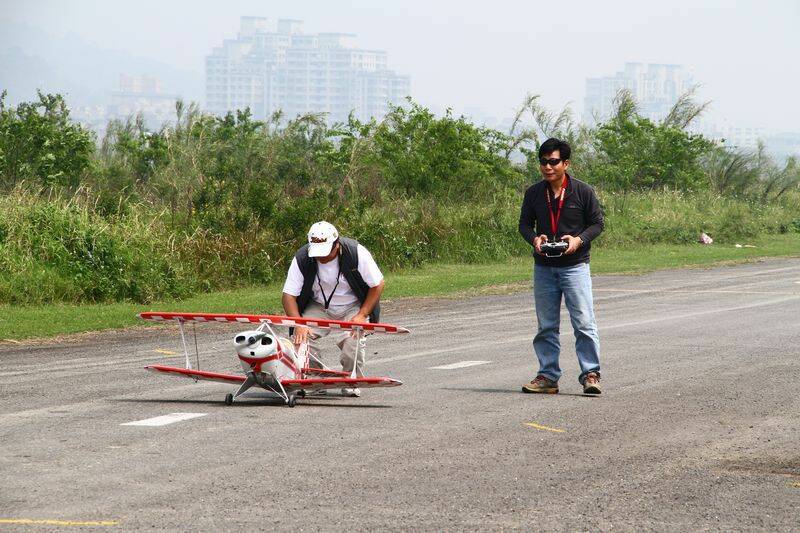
[3,0,799,131]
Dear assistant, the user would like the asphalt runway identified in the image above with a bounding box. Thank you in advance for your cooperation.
[1,258,799,531]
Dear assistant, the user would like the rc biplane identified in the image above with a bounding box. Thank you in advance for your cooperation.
[139,312,409,407]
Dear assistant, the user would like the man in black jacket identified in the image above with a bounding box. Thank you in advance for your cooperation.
[518,138,604,395]
[282,221,385,396]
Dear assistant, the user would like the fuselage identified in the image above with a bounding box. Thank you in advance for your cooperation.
[234,330,307,383]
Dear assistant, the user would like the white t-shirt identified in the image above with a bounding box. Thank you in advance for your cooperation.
[282,244,383,309]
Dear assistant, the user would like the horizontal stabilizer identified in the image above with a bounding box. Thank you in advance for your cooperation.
[139,312,410,334]
[145,365,246,384]
[281,377,403,391]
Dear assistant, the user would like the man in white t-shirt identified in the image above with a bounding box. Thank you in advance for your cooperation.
[281,221,385,396]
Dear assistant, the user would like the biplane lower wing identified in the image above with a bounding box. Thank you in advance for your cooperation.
[145,365,400,390]
[281,377,402,391]
[145,365,246,384]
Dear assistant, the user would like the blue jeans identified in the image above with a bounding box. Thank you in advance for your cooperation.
[533,262,601,384]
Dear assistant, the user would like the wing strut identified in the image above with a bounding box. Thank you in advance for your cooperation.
[306,346,332,372]
[232,374,256,400]
[192,322,201,370]
[177,318,193,372]
[350,327,364,378]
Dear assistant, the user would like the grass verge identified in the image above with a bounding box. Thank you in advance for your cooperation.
[2,234,798,341]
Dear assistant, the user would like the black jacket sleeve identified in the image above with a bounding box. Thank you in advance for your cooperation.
[577,185,604,244]
[518,186,537,246]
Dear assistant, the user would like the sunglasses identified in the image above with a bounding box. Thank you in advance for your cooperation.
[538,157,563,167]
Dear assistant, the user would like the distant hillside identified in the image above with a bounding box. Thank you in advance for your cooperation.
[0,18,202,107]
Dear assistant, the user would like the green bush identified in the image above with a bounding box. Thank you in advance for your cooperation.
[590,115,713,191]
[1,90,798,305]
[0,190,194,304]
[0,91,95,190]
[597,189,795,246]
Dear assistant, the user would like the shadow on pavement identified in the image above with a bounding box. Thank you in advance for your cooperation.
[109,397,394,408]
[300,402,393,409]
[441,386,599,398]
[110,397,285,406]
[441,387,519,394]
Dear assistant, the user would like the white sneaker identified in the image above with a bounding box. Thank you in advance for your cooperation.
[341,387,361,397]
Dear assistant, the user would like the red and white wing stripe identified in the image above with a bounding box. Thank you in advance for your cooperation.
[145,365,246,384]
[281,377,403,391]
[139,312,410,334]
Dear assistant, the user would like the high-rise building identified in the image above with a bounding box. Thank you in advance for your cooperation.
[693,118,765,150]
[110,74,176,125]
[205,17,410,123]
[583,63,693,124]
[73,74,177,135]
[766,132,800,163]
[118,74,162,94]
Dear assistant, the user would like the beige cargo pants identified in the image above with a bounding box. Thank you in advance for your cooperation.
[301,301,367,377]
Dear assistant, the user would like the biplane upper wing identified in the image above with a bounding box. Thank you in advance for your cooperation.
[281,376,403,391]
[145,365,246,384]
[139,312,410,334]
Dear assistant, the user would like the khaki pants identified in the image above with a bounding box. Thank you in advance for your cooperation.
[302,301,367,377]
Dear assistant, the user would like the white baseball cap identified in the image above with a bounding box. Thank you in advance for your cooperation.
[307,221,339,258]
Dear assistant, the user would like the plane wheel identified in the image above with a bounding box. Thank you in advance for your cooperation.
[224,393,234,406]
[287,395,297,408]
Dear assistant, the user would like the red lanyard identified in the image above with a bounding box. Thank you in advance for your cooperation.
[544,176,568,239]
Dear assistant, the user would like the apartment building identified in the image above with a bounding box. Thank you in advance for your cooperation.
[205,17,410,123]
[584,63,693,124]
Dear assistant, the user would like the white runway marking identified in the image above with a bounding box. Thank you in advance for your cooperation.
[429,360,491,370]
[121,413,207,427]
[0,371,28,377]
[593,288,799,295]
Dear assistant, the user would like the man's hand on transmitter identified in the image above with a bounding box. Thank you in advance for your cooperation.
[533,234,548,254]
[560,235,583,255]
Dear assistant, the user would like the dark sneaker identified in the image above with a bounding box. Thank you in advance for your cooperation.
[583,373,601,395]
[522,375,559,394]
